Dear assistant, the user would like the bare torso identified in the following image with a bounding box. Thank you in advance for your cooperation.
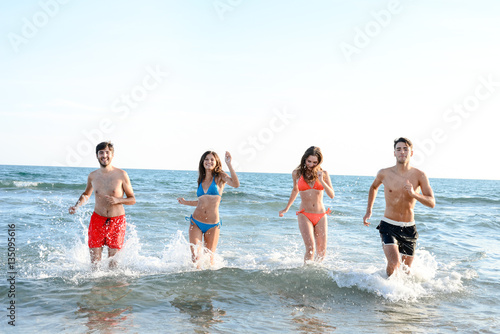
[192,177,225,224]
[296,169,334,213]
[299,182,326,213]
[91,168,128,217]
[193,196,222,223]
[381,167,422,222]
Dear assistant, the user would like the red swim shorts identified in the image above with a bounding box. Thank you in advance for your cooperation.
[88,212,127,249]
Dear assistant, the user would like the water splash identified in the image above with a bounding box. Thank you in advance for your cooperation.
[329,250,468,302]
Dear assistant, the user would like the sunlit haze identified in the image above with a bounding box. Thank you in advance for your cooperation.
[1,1,499,180]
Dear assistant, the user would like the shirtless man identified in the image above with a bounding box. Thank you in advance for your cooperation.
[69,142,135,269]
[363,137,435,277]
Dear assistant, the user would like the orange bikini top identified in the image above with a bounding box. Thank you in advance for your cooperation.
[297,175,324,191]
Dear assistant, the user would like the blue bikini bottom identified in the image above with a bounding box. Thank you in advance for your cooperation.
[187,215,221,233]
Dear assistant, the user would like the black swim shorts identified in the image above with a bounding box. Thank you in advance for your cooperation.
[376,219,418,256]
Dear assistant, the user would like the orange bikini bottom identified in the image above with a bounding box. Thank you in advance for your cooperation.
[296,208,332,227]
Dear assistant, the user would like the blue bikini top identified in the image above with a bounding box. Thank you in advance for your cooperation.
[197,178,221,197]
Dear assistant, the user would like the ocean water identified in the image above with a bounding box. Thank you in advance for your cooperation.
[1,165,499,333]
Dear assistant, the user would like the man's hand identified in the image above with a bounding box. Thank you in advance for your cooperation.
[363,212,371,226]
[404,180,415,197]
[105,195,120,205]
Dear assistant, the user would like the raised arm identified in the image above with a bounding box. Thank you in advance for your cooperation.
[279,171,300,217]
[318,170,335,199]
[363,171,383,226]
[223,151,240,188]
[69,174,93,214]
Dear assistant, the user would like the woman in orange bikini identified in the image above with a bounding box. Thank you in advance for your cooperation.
[279,146,335,263]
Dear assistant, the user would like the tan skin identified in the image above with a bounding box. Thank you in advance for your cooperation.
[279,155,335,263]
[177,151,239,267]
[69,147,136,269]
[363,142,435,276]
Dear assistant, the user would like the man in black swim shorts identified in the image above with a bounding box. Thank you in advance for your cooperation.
[363,138,435,276]
[377,217,418,257]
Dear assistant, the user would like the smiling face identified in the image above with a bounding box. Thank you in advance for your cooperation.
[203,153,217,171]
[394,142,413,164]
[305,155,319,170]
[298,146,323,179]
[198,151,223,184]
[97,147,114,167]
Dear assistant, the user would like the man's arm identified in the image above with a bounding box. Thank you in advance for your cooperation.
[105,171,136,206]
[121,171,136,205]
[106,171,135,205]
[363,171,383,226]
[69,175,93,214]
[406,172,435,208]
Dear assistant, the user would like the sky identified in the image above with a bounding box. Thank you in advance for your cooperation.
[1,0,500,180]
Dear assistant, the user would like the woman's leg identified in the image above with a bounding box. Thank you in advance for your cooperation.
[203,225,221,265]
[314,215,328,262]
[189,220,203,263]
[298,214,315,263]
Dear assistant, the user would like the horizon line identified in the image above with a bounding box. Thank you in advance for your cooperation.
[1,163,498,182]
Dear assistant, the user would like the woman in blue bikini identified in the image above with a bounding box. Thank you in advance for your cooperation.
[279,146,335,263]
[177,151,239,265]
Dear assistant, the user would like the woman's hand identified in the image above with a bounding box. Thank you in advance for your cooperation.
[225,151,232,165]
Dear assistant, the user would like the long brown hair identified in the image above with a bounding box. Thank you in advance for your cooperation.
[198,151,223,185]
[295,146,323,182]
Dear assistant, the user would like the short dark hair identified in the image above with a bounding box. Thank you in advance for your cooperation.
[96,141,114,155]
[393,137,413,149]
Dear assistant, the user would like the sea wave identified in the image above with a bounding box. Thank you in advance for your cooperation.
[20,221,467,303]
[438,195,500,205]
[0,180,82,190]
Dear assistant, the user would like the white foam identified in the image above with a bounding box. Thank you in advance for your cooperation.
[27,220,233,281]
[13,181,39,187]
[23,213,473,302]
[329,249,468,302]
